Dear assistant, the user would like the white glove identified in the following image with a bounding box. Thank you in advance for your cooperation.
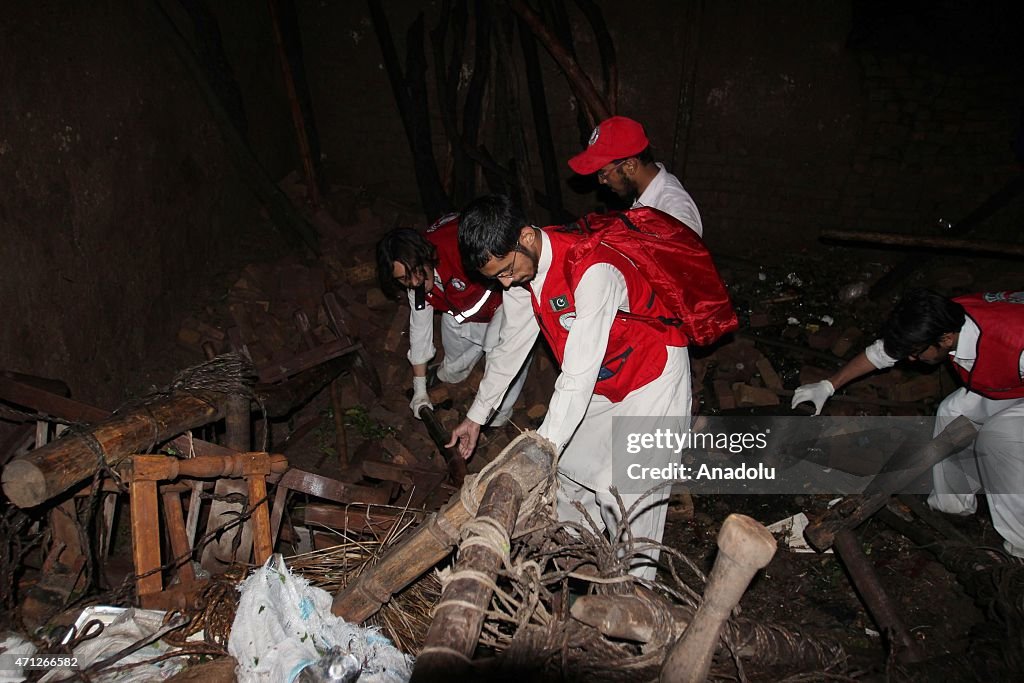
[410,375,432,419]
[791,380,835,415]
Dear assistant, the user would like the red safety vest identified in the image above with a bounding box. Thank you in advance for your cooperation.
[424,216,501,324]
[952,292,1024,399]
[531,227,688,402]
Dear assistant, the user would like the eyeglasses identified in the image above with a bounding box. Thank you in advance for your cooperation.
[597,159,628,182]
[489,243,519,281]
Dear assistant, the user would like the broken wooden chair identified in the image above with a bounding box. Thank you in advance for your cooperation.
[121,451,288,610]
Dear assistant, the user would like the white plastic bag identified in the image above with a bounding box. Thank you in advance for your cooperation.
[228,555,413,682]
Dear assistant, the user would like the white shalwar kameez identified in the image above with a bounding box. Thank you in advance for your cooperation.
[864,323,1024,557]
[407,274,526,426]
[467,230,690,579]
[632,163,704,237]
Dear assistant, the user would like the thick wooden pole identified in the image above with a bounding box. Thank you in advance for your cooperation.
[507,0,611,122]
[412,472,523,680]
[2,390,229,508]
[821,229,1024,258]
[267,0,322,207]
[332,432,554,622]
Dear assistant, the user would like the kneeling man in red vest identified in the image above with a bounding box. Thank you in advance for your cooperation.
[793,288,1024,558]
[447,194,735,580]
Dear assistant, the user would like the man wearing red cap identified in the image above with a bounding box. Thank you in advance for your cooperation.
[568,116,703,237]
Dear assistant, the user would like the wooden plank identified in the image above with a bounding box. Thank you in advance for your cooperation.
[277,468,392,506]
[245,454,274,566]
[161,488,197,587]
[130,478,162,598]
[302,503,423,536]
[257,339,362,384]
[0,376,107,423]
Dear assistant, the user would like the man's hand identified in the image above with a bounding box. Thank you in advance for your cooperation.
[446,418,482,460]
[410,376,432,419]
[791,380,835,415]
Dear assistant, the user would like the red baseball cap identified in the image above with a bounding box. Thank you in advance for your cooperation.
[568,116,650,175]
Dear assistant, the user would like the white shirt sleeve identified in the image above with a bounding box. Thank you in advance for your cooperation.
[466,286,540,424]
[406,289,436,366]
[864,338,897,369]
[537,263,627,452]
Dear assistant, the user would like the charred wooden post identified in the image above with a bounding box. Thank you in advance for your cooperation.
[2,389,231,508]
[801,417,977,666]
[267,0,323,207]
[418,405,466,487]
[413,472,523,681]
[831,528,926,664]
[507,0,610,122]
[332,432,555,623]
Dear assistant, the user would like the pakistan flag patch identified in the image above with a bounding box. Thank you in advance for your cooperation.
[549,294,570,312]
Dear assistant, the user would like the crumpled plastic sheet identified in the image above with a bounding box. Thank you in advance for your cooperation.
[39,608,187,682]
[0,632,37,683]
[228,554,413,682]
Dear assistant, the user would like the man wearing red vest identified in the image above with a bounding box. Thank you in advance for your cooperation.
[376,215,527,424]
[793,288,1024,558]
[447,195,696,580]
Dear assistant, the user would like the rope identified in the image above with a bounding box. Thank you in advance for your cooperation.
[458,431,558,537]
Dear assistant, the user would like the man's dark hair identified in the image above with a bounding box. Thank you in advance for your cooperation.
[375,228,437,298]
[882,289,965,359]
[458,195,527,271]
[635,146,655,165]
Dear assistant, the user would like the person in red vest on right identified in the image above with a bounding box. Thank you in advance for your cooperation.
[793,288,1024,558]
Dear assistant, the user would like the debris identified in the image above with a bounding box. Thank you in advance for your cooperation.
[766,512,831,554]
[228,555,413,683]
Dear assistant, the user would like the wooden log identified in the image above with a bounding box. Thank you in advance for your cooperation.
[366,0,451,220]
[804,416,977,551]
[820,229,1024,259]
[412,472,523,681]
[419,405,467,487]
[572,590,847,671]
[2,389,231,509]
[661,514,776,683]
[507,0,610,122]
[331,432,555,622]
[831,528,926,664]
[267,0,322,207]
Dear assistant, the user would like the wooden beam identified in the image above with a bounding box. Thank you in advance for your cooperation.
[3,390,230,508]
